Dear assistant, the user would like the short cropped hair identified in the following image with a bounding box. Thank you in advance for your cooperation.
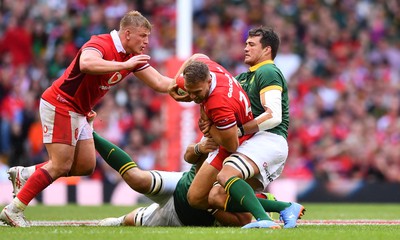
[120,10,152,30]
[183,61,210,85]
[248,27,280,59]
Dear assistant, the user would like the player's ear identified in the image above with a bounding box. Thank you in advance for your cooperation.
[125,29,131,40]
[207,75,212,84]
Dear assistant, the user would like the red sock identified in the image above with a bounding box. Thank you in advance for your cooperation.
[35,161,48,170]
[17,168,53,205]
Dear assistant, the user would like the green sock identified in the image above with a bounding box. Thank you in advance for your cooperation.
[258,198,291,212]
[226,196,291,213]
[93,132,137,176]
[224,176,271,221]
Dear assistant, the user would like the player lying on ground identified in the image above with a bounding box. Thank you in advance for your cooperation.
[94,132,253,227]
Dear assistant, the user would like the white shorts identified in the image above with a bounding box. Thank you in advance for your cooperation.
[236,131,288,190]
[135,197,183,226]
[40,99,93,146]
[144,171,184,206]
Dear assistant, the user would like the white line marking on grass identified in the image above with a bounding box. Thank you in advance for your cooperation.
[2,220,400,227]
[298,220,400,225]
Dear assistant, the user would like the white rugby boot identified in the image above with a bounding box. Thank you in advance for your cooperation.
[8,166,27,198]
[97,216,125,226]
[0,205,30,227]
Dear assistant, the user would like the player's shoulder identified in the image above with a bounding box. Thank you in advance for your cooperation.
[83,34,113,50]
[255,63,282,78]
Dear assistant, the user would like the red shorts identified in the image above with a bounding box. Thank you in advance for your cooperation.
[206,134,253,171]
[40,99,93,146]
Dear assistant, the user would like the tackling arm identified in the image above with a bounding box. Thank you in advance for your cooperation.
[238,89,282,136]
[209,125,239,153]
[184,137,219,165]
[79,49,150,74]
[213,210,253,227]
[134,66,174,93]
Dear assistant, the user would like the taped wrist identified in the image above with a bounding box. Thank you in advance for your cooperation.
[194,143,202,155]
[237,125,244,137]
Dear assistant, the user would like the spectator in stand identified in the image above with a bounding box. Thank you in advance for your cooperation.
[0,1,400,203]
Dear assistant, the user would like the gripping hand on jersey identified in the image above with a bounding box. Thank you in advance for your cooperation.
[198,107,212,138]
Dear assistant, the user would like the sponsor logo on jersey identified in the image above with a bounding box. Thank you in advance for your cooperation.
[228,77,233,98]
[108,72,123,84]
[56,94,69,103]
[99,72,123,90]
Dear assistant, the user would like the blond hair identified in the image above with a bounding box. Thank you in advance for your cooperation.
[119,10,152,30]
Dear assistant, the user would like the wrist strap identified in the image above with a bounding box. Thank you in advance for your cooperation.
[238,125,244,137]
[194,143,202,155]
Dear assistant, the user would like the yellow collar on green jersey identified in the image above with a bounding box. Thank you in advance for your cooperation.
[249,60,274,72]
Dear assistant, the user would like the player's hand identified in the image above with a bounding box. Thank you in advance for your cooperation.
[198,137,219,153]
[125,54,151,70]
[168,83,191,102]
[86,110,97,129]
[198,118,212,137]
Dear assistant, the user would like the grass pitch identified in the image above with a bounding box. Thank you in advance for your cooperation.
[1,203,400,240]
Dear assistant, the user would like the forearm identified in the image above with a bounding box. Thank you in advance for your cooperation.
[134,67,173,93]
[210,126,238,153]
[184,143,206,164]
[214,211,252,227]
[239,89,282,136]
[184,137,219,164]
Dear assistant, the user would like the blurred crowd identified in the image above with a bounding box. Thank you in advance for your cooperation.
[1,0,400,187]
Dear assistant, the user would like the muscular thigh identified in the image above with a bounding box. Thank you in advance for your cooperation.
[187,161,219,209]
[69,138,96,176]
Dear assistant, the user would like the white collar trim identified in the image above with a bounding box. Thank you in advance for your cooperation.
[110,30,126,53]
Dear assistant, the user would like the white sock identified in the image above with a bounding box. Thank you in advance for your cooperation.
[10,198,27,212]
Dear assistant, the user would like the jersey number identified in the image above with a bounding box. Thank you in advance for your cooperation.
[239,91,251,117]
[216,66,251,117]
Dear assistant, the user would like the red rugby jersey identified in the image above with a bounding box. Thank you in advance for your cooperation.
[199,58,253,131]
[42,33,149,115]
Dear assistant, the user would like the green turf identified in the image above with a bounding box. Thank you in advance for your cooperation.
[1,203,400,240]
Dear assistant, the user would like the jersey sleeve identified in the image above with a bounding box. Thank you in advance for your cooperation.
[132,62,150,72]
[82,37,107,58]
[256,66,284,92]
[206,95,237,130]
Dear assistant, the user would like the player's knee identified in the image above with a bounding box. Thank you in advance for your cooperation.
[51,164,73,178]
[219,154,255,184]
[122,168,150,194]
[68,159,96,176]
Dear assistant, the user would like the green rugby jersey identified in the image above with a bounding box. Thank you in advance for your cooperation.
[173,165,216,226]
[236,60,289,139]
